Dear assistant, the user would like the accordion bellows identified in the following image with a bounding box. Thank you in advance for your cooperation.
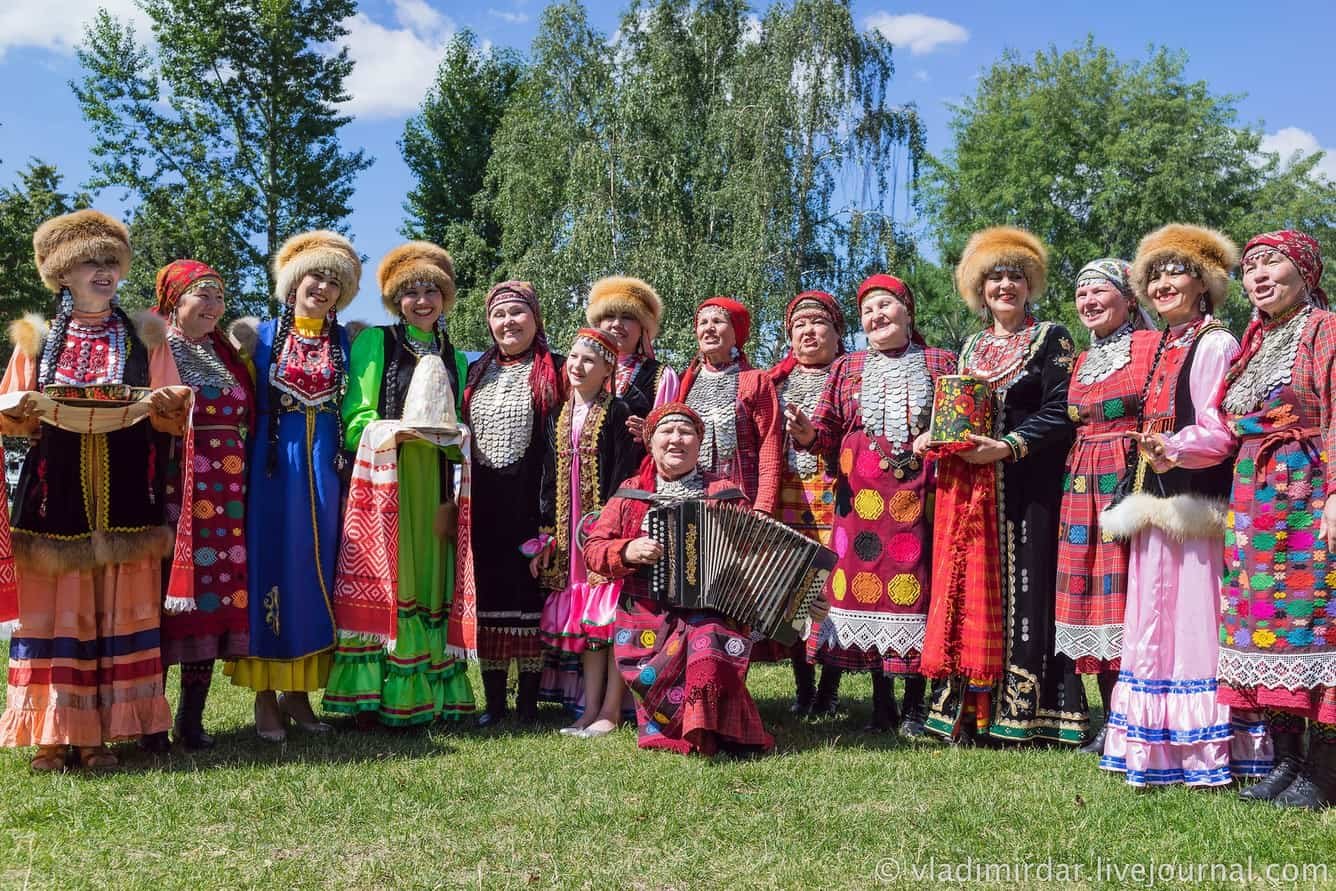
[401,354,459,433]
[644,499,836,647]
[929,375,994,445]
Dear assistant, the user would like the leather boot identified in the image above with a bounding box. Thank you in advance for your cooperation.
[1239,728,1303,801]
[174,682,215,751]
[477,669,509,728]
[790,657,816,715]
[864,671,898,732]
[1078,724,1108,755]
[898,675,927,738]
[1274,726,1336,810]
[810,666,843,718]
[516,671,542,725]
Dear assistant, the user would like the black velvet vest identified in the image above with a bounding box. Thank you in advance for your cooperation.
[11,318,170,546]
[1143,325,1234,500]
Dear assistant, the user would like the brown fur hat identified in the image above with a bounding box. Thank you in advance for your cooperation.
[585,276,662,342]
[954,226,1048,314]
[32,209,131,293]
[1130,224,1238,309]
[272,230,361,312]
[376,241,456,318]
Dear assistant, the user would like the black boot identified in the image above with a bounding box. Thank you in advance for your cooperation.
[515,671,542,725]
[790,657,816,715]
[1274,726,1336,810]
[1240,728,1303,801]
[1078,725,1108,755]
[898,675,927,738]
[477,669,509,728]
[864,671,898,732]
[810,667,843,718]
[174,682,215,751]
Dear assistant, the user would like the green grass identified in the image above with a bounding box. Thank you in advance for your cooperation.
[0,665,1332,890]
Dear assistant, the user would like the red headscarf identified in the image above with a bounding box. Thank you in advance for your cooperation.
[770,290,846,384]
[571,327,619,366]
[679,296,752,398]
[1228,229,1329,394]
[155,259,223,316]
[857,273,925,346]
[464,280,564,418]
[635,402,706,489]
[1242,230,1327,310]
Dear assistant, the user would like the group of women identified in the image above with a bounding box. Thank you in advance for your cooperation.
[0,209,1332,810]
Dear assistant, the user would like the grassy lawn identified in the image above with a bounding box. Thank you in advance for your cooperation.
[0,663,1332,890]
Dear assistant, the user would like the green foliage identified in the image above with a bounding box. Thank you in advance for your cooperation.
[401,29,522,347]
[411,0,923,359]
[0,160,90,321]
[73,0,372,318]
[921,38,1336,342]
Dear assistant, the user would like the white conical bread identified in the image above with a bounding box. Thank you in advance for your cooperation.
[401,354,459,433]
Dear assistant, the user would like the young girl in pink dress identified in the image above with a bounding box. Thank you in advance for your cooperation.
[532,328,638,737]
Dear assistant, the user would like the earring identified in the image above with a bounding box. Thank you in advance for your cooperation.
[1198,296,1209,315]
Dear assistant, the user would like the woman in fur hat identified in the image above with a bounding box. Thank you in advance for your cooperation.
[585,403,772,756]
[587,275,680,448]
[0,209,191,770]
[456,281,565,726]
[146,260,255,751]
[225,230,357,742]
[678,297,782,515]
[1054,259,1159,755]
[531,328,639,737]
[1216,230,1336,808]
[914,226,1088,746]
[323,241,476,728]
[787,277,956,735]
[1098,224,1269,787]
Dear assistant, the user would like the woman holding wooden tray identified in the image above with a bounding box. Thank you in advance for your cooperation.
[0,210,191,770]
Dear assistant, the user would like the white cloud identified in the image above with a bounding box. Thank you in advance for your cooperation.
[488,9,531,25]
[1260,127,1336,181]
[0,0,151,58]
[340,0,455,120]
[912,69,930,82]
[864,12,968,56]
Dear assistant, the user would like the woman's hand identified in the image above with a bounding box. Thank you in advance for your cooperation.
[623,536,663,566]
[957,433,1011,465]
[1135,432,1174,474]
[784,403,816,447]
[808,594,830,624]
[149,386,191,419]
[1320,496,1336,552]
[626,415,645,440]
[912,430,931,456]
[528,549,552,579]
[1,392,37,422]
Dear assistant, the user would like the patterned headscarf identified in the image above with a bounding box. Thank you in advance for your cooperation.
[643,401,706,449]
[855,273,926,346]
[571,327,619,367]
[1242,230,1328,310]
[155,259,224,317]
[1076,258,1155,330]
[771,290,846,384]
[465,280,563,418]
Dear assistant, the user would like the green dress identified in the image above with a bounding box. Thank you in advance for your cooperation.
[323,323,476,724]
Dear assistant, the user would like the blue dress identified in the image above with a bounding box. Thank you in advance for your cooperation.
[234,318,348,683]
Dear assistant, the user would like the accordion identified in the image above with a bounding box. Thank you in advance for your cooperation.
[643,499,836,647]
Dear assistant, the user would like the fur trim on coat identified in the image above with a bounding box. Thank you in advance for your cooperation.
[8,313,47,359]
[228,316,261,360]
[1099,492,1228,542]
[12,525,174,576]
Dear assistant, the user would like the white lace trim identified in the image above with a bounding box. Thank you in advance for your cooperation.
[1054,622,1123,661]
[1217,647,1336,691]
[820,609,924,657]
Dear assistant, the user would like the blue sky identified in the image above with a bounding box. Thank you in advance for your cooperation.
[0,0,1332,324]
